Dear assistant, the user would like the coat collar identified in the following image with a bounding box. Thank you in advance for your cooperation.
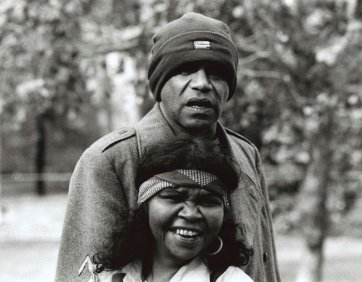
[135,103,177,156]
[135,103,259,189]
[217,125,264,247]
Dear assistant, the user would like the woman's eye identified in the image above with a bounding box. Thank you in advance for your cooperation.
[159,193,184,202]
[199,197,223,207]
[167,195,182,201]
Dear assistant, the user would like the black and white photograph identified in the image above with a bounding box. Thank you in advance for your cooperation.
[1,1,361,281]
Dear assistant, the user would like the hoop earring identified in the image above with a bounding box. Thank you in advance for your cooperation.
[206,236,223,256]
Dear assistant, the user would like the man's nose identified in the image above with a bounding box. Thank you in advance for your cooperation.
[190,68,212,92]
[178,202,202,221]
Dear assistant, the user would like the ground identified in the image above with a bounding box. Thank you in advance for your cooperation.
[1,193,362,282]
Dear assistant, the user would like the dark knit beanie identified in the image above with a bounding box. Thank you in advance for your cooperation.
[148,12,239,101]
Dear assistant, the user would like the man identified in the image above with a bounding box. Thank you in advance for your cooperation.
[56,12,280,282]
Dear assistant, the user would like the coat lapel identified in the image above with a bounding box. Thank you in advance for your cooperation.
[218,126,264,248]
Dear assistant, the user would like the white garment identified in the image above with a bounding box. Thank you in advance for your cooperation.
[168,257,253,282]
[88,257,253,282]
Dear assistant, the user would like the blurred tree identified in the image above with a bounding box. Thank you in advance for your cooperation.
[0,0,90,195]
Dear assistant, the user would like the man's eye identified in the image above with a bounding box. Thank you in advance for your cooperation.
[178,65,198,75]
[207,69,225,81]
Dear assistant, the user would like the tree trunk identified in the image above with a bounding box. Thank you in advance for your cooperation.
[35,114,46,196]
[296,108,334,282]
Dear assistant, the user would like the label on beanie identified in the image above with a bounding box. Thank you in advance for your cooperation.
[193,41,211,49]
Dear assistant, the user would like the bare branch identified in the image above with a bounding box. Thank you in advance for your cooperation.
[239,68,282,79]
[239,51,271,65]
[78,39,139,58]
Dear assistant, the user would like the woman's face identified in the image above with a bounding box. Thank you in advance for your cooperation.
[147,187,224,265]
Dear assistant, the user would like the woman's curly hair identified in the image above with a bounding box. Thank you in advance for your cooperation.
[94,205,252,274]
[94,137,253,273]
[135,137,239,191]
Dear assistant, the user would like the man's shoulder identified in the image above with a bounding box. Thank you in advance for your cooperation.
[72,128,138,175]
[89,127,137,153]
[224,128,256,150]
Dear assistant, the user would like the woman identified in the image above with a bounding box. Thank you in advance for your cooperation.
[89,138,253,282]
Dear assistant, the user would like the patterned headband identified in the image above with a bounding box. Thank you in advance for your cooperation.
[137,169,228,205]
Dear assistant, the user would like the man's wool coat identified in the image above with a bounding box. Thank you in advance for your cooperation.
[56,104,280,282]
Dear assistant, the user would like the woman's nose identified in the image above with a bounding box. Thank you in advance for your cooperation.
[178,202,202,221]
[190,68,212,92]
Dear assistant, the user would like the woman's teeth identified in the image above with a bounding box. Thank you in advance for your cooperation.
[176,229,199,237]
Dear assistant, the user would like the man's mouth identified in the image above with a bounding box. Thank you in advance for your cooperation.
[186,98,213,110]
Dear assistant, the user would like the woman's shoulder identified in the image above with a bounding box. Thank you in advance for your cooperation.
[90,270,125,282]
[89,260,143,282]
[217,266,254,282]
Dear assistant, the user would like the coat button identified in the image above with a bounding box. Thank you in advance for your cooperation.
[263,252,268,263]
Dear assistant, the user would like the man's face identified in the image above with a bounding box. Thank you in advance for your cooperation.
[159,62,229,135]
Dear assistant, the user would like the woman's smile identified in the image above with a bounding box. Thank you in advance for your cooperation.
[170,227,203,245]
[163,226,206,262]
[175,228,200,237]
[148,187,225,262]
